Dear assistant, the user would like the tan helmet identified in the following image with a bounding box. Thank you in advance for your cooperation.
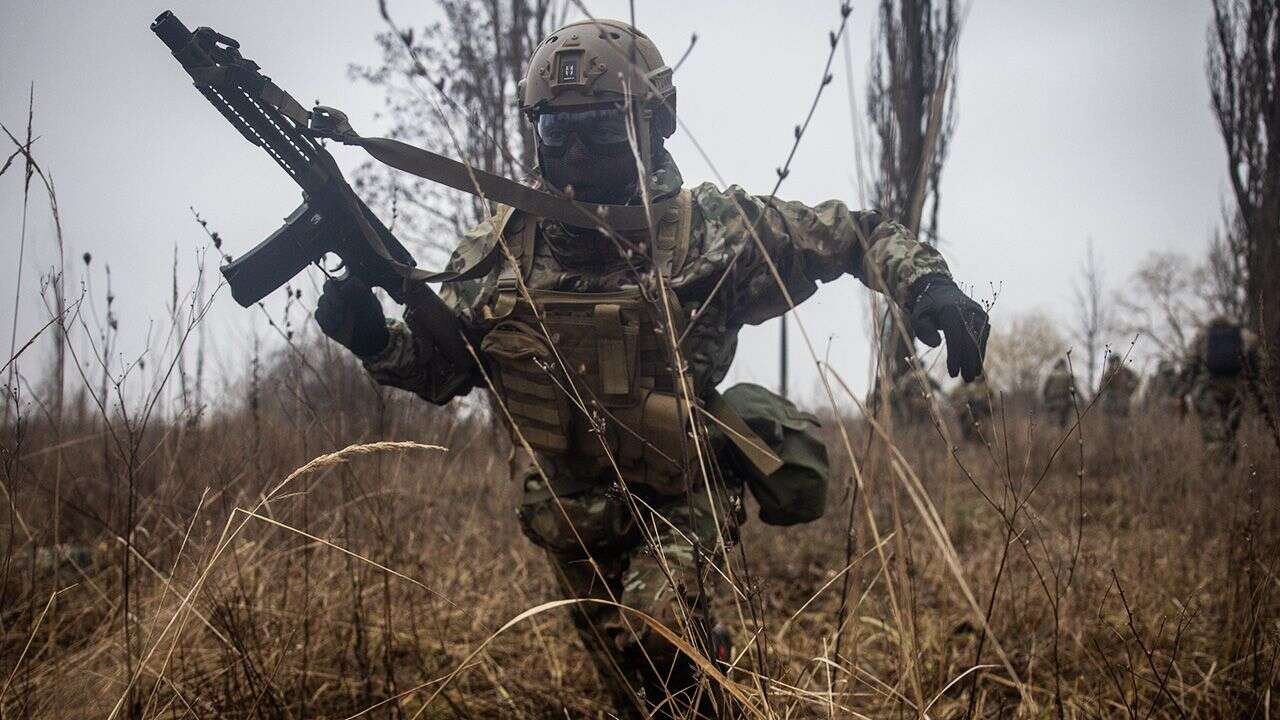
[519,19,677,141]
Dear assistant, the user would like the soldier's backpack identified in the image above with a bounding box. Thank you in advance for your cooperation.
[1206,323,1245,376]
[713,383,831,526]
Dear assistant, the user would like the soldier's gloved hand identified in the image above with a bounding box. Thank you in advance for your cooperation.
[315,276,390,358]
[907,275,989,382]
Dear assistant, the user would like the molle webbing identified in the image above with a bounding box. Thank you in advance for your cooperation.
[479,188,781,490]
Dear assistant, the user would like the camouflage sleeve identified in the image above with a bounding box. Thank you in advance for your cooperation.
[690,184,951,326]
[1182,329,1207,384]
[359,219,501,405]
[1243,327,1261,359]
[361,317,478,405]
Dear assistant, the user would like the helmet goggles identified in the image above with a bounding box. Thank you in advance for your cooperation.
[535,106,632,151]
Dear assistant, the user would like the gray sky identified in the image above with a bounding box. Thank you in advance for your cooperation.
[0,1,1226,408]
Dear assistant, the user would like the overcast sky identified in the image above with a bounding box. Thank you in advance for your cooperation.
[0,1,1227,409]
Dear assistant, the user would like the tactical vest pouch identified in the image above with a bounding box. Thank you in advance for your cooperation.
[605,389,690,476]
[717,383,830,526]
[1206,324,1244,376]
[514,290,646,408]
[481,320,573,452]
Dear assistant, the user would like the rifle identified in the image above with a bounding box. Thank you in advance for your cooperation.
[150,11,472,365]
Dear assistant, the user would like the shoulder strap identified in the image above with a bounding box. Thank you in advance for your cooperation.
[652,190,693,276]
[495,209,537,284]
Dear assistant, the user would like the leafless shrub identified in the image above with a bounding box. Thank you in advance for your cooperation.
[1070,239,1113,393]
[982,309,1067,403]
[349,0,566,263]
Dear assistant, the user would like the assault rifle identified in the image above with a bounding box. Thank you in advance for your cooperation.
[150,11,471,364]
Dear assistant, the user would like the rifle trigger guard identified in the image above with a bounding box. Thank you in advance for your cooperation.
[309,106,357,143]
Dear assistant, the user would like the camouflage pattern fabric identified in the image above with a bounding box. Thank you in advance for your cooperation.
[1190,376,1246,461]
[951,377,993,442]
[870,366,941,427]
[1142,361,1186,417]
[1183,322,1261,462]
[517,468,742,718]
[1099,360,1138,418]
[362,150,952,715]
[365,150,952,401]
[1042,362,1076,428]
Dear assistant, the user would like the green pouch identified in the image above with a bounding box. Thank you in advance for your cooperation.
[718,383,830,526]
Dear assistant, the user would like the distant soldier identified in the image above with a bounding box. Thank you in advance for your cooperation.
[1042,358,1077,428]
[876,362,941,427]
[1099,355,1138,418]
[951,376,993,442]
[1142,359,1186,417]
[1183,316,1260,461]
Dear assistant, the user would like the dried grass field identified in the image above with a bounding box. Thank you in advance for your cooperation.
[2,3,1278,714]
[2,342,1277,719]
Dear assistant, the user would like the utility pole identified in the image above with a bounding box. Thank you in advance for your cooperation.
[779,315,789,399]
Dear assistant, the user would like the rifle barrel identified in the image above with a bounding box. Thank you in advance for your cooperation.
[151,11,192,53]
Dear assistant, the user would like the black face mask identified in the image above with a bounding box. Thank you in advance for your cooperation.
[536,107,641,204]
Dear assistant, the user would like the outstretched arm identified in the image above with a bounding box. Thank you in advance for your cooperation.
[692,185,988,380]
[692,186,948,323]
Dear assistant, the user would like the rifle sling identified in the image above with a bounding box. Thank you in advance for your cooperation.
[339,134,672,234]
[198,68,669,282]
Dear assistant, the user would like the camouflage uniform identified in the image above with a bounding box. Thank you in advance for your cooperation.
[876,365,942,427]
[1042,359,1077,428]
[951,376,992,442]
[361,150,952,712]
[1183,320,1260,461]
[1142,360,1186,417]
[1098,356,1138,418]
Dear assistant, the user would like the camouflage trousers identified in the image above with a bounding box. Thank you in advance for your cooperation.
[1192,378,1245,462]
[956,405,991,442]
[517,466,742,719]
[1045,402,1073,429]
[1100,396,1133,418]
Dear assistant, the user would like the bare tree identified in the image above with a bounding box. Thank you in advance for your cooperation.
[1115,251,1211,362]
[350,0,565,264]
[862,0,960,385]
[983,309,1066,402]
[1205,206,1249,321]
[1207,0,1279,383]
[1070,239,1112,392]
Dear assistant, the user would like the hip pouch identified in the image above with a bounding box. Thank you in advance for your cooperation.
[715,382,830,526]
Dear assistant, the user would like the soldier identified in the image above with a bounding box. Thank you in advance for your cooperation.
[1183,316,1260,461]
[314,19,989,718]
[868,360,941,428]
[951,375,993,442]
[1098,354,1138,418]
[1042,358,1077,428]
[1142,359,1186,417]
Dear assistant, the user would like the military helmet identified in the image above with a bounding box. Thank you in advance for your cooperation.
[519,19,677,138]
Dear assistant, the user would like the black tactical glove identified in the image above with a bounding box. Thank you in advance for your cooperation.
[907,275,990,382]
[315,276,390,358]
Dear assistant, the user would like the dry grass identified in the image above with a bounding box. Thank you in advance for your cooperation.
[1,344,1277,718]
[3,58,1277,720]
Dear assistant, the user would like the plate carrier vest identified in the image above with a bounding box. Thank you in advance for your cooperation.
[475,192,780,495]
